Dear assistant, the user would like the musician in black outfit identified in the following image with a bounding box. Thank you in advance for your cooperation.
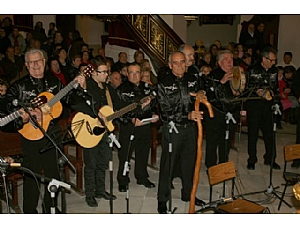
[157,51,205,214]
[204,50,241,168]
[245,46,281,170]
[2,48,86,213]
[68,58,119,207]
[116,62,158,192]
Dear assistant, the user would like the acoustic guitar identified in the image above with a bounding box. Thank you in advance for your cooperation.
[0,100,44,127]
[71,95,154,148]
[18,65,93,140]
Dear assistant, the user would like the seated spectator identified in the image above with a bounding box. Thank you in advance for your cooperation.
[140,58,157,84]
[0,46,24,84]
[67,54,82,80]
[8,27,26,54]
[48,22,57,38]
[0,79,9,97]
[32,21,47,45]
[46,57,71,86]
[239,52,252,72]
[0,28,11,58]
[277,51,297,69]
[141,67,152,85]
[111,51,129,72]
[233,49,241,66]
[132,50,145,65]
[109,71,122,89]
[81,51,92,65]
[68,30,85,59]
[284,65,298,124]
[119,63,128,83]
[55,47,71,76]
[200,65,212,77]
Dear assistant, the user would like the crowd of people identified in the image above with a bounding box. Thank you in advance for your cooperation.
[0,18,300,214]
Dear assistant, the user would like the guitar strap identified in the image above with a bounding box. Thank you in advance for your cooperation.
[105,87,113,109]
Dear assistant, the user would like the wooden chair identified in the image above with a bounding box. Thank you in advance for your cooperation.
[278,144,300,211]
[207,161,267,213]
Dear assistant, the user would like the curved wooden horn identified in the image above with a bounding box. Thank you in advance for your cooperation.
[189,91,214,214]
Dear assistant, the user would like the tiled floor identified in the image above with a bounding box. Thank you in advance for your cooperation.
[1,121,300,215]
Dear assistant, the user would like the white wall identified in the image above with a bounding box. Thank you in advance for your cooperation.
[157,15,186,42]
[277,15,300,69]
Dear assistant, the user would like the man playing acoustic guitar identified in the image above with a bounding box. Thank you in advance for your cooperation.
[3,48,86,213]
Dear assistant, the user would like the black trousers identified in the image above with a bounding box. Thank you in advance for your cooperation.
[117,123,151,186]
[205,108,237,168]
[246,100,275,164]
[83,133,110,197]
[22,136,60,214]
[157,123,197,203]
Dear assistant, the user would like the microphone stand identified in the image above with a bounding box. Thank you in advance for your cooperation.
[18,166,70,214]
[23,106,73,214]
[167,120,179,214]
[107,131,120,214]
[122,107,140,214]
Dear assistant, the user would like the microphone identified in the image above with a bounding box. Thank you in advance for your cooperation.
[12,99,31,107]
[0,156,21,169]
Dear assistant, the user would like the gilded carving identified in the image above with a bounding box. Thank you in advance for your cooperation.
[167,38,178,57]
[150,20,165,56]
[133,15,147,38]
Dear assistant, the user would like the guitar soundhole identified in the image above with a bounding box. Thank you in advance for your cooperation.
[93,126,105,136]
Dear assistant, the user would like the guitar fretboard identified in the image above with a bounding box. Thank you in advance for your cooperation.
[106,95,154,122]
[48,81,78,107]
[0,110,22,127]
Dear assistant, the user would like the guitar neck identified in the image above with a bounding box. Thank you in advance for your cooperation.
[107,102,138,122]
[48,81,78,107]
[106,95,154,122]
[0,110,22,127]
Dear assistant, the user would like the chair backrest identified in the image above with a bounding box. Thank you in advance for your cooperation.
[284,144,300,162]
[207,161,236,186]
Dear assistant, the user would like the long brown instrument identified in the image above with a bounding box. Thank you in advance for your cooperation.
[188,92,214,214]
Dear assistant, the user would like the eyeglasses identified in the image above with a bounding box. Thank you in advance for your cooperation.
[96,70,109,75]
[27,59,44,66]
[128,71,141,75]
[265,57,277,63]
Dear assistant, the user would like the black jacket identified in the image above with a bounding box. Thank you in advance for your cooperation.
[3,73,64,131]
[69,77,119,118]
[116,80,157,124]
[246,63,280,105]
[205,67,241,114]
[157,72,199,124]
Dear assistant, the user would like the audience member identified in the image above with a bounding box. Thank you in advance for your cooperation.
[132,50,145,65]
[47,22,56,38]
[0,46,25,84]
[109,71,122,89]
[32,21,47,45]
[8,27,26,54]
[111,51,129,72]
[277,51,297,69]
[0,28,11,57]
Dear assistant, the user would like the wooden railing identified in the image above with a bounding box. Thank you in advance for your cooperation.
[118,15,184,73]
